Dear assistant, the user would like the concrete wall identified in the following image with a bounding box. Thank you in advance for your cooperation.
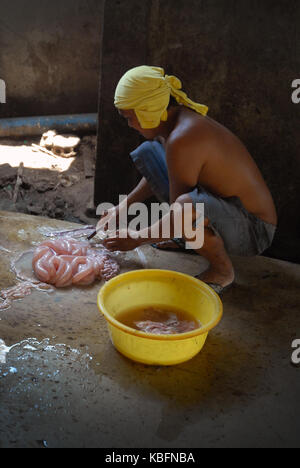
[95,0,300,262]
[0,0,299,261]
[0,0,104,118]
[148,0,300,260]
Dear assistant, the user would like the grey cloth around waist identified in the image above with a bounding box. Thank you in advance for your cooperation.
[130,140,277,256]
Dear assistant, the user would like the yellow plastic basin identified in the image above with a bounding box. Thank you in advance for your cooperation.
[97,269,223,366]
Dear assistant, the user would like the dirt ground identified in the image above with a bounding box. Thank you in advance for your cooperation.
[0,134,98,226]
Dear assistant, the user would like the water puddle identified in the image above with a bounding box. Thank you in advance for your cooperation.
[0,215,148,313]
[0,339,11,363]
[0,250,54,311]
[0,337,93,378]
[0,245,11,254]
[37,225,95,240]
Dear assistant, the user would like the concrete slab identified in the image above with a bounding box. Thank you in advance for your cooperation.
[0,211,299,448]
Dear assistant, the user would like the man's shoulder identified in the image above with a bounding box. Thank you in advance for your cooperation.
[167,111,208,153]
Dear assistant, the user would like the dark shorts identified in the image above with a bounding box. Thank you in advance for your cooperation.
[130,141,277,256]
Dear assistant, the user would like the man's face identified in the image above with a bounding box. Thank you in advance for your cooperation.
[118,109,159,139]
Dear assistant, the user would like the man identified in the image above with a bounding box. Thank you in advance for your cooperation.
[97,66,277,294]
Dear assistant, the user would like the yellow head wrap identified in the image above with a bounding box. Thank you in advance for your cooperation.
[114,65,208,129]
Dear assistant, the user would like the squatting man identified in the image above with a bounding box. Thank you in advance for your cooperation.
[96,66,277,295]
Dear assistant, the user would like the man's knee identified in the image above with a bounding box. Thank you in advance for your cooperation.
[175,193,209,226]
[175,193,193,206]
[131,141,154,162]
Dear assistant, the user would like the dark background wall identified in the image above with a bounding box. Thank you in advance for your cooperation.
[0,0,104,118]
[0,0,299,262]
[96,0,300,263]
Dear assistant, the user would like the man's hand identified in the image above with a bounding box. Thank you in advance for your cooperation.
[102,229,144,252]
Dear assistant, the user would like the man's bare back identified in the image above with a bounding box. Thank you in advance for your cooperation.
[165,106,277,226]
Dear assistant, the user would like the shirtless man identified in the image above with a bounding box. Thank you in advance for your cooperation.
[97,66,277,294]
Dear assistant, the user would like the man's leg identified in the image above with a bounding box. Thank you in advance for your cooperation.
[130,141,170,203]
[177,194,235,288]
[192,218,235,288]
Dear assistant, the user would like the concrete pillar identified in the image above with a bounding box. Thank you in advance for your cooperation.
[94,0,151,208]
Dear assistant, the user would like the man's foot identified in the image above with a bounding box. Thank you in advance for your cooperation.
[152,240,181,250]
[152,238,196,255]
[206,282,233,295]
[195,266,235,295]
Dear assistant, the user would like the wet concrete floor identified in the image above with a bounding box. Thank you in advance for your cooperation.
[0,211,299,448]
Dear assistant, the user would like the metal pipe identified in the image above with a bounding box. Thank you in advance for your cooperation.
[0,113,98,137]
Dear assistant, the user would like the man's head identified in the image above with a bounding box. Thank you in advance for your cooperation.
[114,65,208,137]
[117,108,159,139]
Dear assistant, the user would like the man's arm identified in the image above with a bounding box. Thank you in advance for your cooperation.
[133,138,204,244]
[97,177,153,233]
[166,136,202,203]
[103,139,202,247]
[102,137,205,250]
[120,177,154,209]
